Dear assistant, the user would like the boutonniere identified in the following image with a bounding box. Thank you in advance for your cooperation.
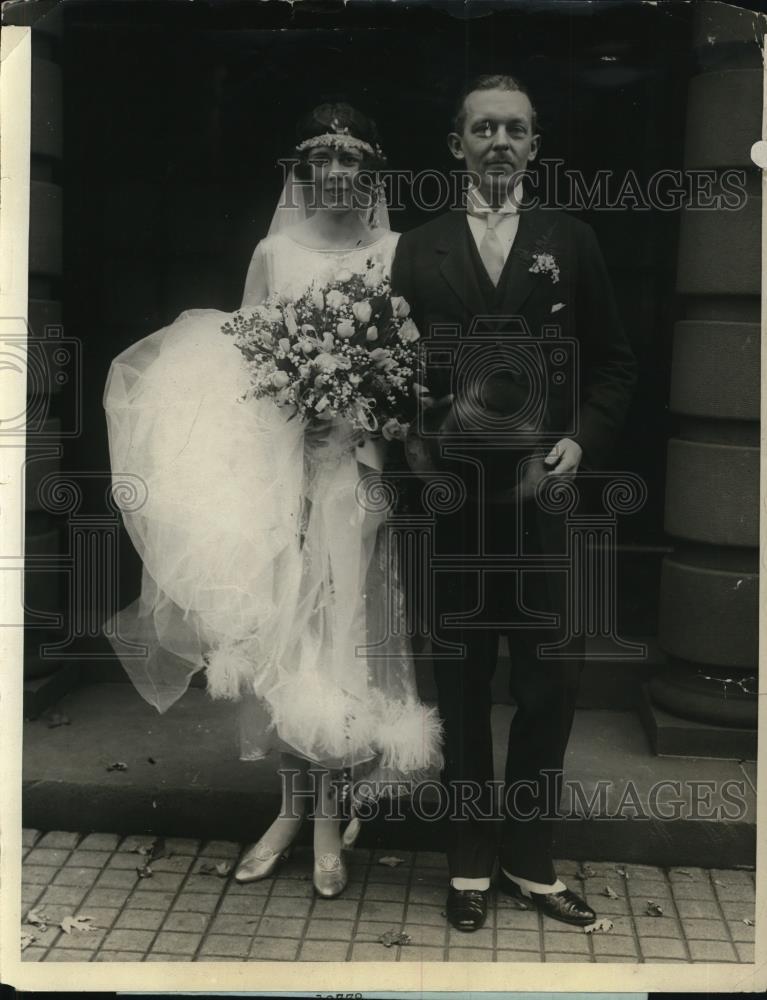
[529,251,560,284]
[513,227,562,285]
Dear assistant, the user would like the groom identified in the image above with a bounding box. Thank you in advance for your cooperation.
[391,75,637,932]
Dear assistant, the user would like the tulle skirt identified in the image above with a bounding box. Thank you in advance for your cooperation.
[103,308,443,795]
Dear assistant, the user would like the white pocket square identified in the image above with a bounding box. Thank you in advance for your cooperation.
[551,302,566,313]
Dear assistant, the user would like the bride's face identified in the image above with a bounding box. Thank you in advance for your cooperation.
[305,145,371,214]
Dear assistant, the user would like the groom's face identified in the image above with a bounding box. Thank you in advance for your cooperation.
[449,88,540,203]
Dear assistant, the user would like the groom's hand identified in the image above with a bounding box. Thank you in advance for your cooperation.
[544,437,583,476]
[509,438,582,503]
[412,383,453,412]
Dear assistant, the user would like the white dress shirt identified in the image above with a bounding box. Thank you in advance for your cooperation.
[465,182,524,267]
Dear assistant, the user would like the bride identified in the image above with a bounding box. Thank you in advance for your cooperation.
[103,102,443,899]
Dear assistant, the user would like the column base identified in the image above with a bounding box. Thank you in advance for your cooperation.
[640,683,756,760]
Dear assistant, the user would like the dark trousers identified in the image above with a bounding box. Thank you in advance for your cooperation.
[430,499,583,882]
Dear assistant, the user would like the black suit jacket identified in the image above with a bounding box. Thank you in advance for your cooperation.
[391,205,637,473]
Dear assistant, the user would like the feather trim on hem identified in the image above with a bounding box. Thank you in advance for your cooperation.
[204,643,443,780]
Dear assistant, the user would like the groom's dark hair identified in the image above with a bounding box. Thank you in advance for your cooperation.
[453,74,538,135]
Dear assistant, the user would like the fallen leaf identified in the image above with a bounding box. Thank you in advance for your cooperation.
[615,866,630,879]
[584,917,614,934]
[132,837,167,862]
[21,932,36,951]
[106,761,128,772]
[646,900,664,917]
[507,895,532,910]
[378,930,411,948]
[199,861,232,877]
[136,862,153,879]
[602,886,619,899]
[26,909,49,930]
[673,869,693,878]
[743,918,755,927]
[577,863,596,879]
[60,915,95,934]
[45,713,70,729]
[377,856,404,868]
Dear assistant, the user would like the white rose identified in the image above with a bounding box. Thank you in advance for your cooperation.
[337,319,355,339]
[352,301,373,324]
[398,318,420,343]
[390,296,411,319]
[311,288,324,311]
[314,353,338,372]
[271,371,290,389]
[283,304,299,335]
[278,337,291,354]
[326,289,347,310]
[382,418,409,442]
[336,268,353,283]
[366,326,378,342]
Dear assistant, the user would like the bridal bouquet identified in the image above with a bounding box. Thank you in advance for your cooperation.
[222,261,420,438]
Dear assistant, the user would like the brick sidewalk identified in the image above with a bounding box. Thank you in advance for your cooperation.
[19,829,756,964]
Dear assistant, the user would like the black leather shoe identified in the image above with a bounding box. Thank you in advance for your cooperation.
[445,886,489,932]
[497,871,596,926]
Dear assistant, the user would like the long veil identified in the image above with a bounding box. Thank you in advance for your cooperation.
[103,311,306,712]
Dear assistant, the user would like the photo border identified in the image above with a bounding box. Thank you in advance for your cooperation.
[0,5,765,991]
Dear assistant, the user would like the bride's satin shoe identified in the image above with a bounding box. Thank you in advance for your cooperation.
[235,840,295,884]
[313,852,348,899]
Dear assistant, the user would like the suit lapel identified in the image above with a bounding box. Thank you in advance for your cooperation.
[497,206,557,317]
[436,206,559,321]
[436,212,487,318]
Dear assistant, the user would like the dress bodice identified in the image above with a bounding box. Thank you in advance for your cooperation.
[241,230,401,305]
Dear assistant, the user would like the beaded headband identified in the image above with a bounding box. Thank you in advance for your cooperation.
[294,117,384,160]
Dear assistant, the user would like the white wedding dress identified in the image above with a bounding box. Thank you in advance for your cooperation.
[103,228,442,792]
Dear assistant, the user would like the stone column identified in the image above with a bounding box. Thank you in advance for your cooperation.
[4,2,72,705]
[649,2,763,746]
